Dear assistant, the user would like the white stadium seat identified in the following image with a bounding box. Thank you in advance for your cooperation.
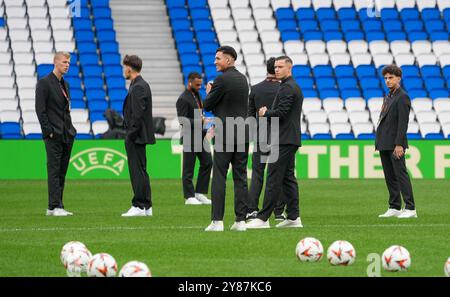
[333,0,353,9]
[419,122,441,137]
[439,54,450,67]
[395,0,416,10]
[369,40,390,55]
[390,41,411,56]
[306,40,326,54]
[211,8,231,20]
[394,53,415,66]
[208,0,227,8]
[242,42,262,55]
[348,110,370,125]
[417,0,437,11]
[330,122,352,137]
[29,18,50,30]
[302,98,322,112]
[351,53,372,66]
[373,53,394,68]
[348,40,369,55]
[255,19,277,32]
[407,121,420,133]
[73,122,91,134]
[284,40,305,55]
[260,31,280,43]
[230,0,250,9]
[22,123,42,135]
[353,122,374,137]
[0,99,19,112]
[214,20,234,32]
[308,53,330,67]
[232,8,252,20]
[6,18,28,29]
[238,31,259,43]
[244,53,265,66]
[367,97,384,112]
[252,8,273,20]
[437,0,450,10]
[416,110,437,124]
[0,110,21,122]
[20,99,36,112]
[92,121,109,134]
[432,41,450,57]
[327,40,347,54]
[0,76,14,89]
[13,52,33,65]
[217,30,238,43]
[270,0,291,10]
[26,0,48,7]
[438,111,450,125]
[22,111,39,123]
[417,53,437,67]
[443,124,450,138]
[411,98,433,113]
[309,123,330,136]
[263,42,283,55]
[312,0,332,9]
[412,41,432,56]
[290,53,308,65]
[235,20,255,32]
[292,0,312,10]
[306,110,328,124]
[345,98,367,112]
[27,7,48,18]
[328,111,349,124]
[250,0,270,8]
[330,53,351,67]
[323,98,344,113]
[434,98,450,114]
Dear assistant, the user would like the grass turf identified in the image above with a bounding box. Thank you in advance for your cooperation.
[0,179,448,277]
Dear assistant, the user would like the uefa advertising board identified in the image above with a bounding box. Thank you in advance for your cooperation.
[0,140,449,179]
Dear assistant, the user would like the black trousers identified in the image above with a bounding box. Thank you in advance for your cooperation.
[44,136,74,210]
[257,145,299,221]
[248,150,286,215]
[211,144,249,222]
[125,139,152,209]
[182,149,212,199]
[379,150,415,210]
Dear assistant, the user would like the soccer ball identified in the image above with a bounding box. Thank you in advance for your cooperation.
[60,241,87,266]
[65,249,92,277]
[445,258,450,277]
[295,237,324,262]
[119,261,152,277]
[87,253,118,277]
[327,240,356,266]
[382,245,411,272]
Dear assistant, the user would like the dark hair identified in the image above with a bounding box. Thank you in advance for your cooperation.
[266,57,276,75]
[275,56,293,64]
[123,55,142,72]
[216,46,237,60]
[382,64,402,78]
[188,72,202,81]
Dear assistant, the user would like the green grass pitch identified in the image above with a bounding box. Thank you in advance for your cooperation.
[0,179,448,277]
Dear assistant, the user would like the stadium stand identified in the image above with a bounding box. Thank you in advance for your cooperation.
[0,0,449,140]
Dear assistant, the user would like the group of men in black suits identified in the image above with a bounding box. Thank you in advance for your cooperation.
[36,50,416,224]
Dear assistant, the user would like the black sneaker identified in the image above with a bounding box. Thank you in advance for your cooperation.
[274,214,286,221]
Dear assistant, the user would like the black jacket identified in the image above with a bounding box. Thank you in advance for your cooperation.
[375,87,410,151]
[123,75,155,145]
[204,66,249,146]
[264,76,303,147]
[176,89,206,149]
[35,72,77,139]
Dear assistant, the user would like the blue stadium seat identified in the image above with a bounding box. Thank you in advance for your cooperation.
[281,31,301,41]
[0,18,4,27]
[313,133,332,140]
[444,8,450,21]
[401,65,420,78]
[421,65,442,78]
[37,64,54,78]
[88,100,109,112]
[79,54,99,66]
[338,77,358,89]
[193,20,212,31]
[425,78,446,91]
[363,89,383,99]
[92,7,112,19]
[425,20,445,33]
[404,20,424,33]
[178,42,197,55]
[25,134,43,139]
[403,78,424,91]
[380,8,399,21]
[324,31,343,41]
[103,65,122,77]
[67,65,80,77]
[169,8,189,20]
[313,65,333,78]
[199,42,218,54]
[409,89,428,99]
[109,89,127,101]
[360,77,380,90]
[444,66,450,79]
[83,65,103,78]
[182,65,202,77]
[363,19,382,32]
[425,133,444,139]
[358,9,372,22]
[430,31,449,41]
[75,30,95,42]
[90,111,106,122]
[316,8,336,21]
[95,19,114,31]
[400,8,419,21]
[187,0,206,8]
[293,65,311,78]
[0,123,21,138]
[341,20,360,32]
[102,53,121,65]
[73,18,92,30]
[97,30,116,42]
[303,30,323,40]
[201,54,215,66]
[84,78,104,90]
[71,100,86,109]
[180,53,200,66]
[319,88,340,99]
[356,65,376,78]
[172,19,191,31]
[174,30,194,42]
[297,77,314,89]
[366,31,386,41]
[205,65,217,80]
[421,8,441,21]
[190,8,210,20]
[276,8,295,20]
[341,89,361,99]
[110,101,124,113]
[77,42,97,54]
[299,20,319,33]
[296,8,315,20]
[66,77,82,90]
[383,19,403,32]
[335,65,355,78]
[344,30,365,41]
[278,20,297,31]
[301,133,311,140]
[337,8,356,20]
[336,133,355,140]
[166,0,185,8]
[86,89,106,100]
[407,30,428,42]
[358,133,375,140]
[407,133,422,140]
[196,31,216,43]
[99,41,119,54]
[76,134,93,139]
[91,0,110,8]
[302,89,318,98]
[387,31,407,41]
[430,89,449,99]
[106,76,126,90]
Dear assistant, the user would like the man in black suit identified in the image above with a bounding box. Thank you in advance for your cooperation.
[376,64,416,219]
[247,57,286,221]
[203,46,250,232]
[36,52,77,216]
[176,72,212,205]
[121,55,156,217]
[247,56,304,229]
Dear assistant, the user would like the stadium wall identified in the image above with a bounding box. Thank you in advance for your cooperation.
[0,140,449,179]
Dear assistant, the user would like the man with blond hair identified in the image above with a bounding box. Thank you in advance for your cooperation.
[36,52,77,216]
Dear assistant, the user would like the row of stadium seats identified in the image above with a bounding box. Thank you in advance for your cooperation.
[168,0,450,139]
[0,0,125,139]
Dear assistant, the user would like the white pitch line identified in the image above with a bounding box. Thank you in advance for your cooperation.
[0,224,448,233]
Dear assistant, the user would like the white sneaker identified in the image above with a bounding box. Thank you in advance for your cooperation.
[52,208,71,217]
[204,221,224,232]
[195,193,212,205]
[398,209,417,218]
[276,217,303,228]
[246,211,258,220]
[121,206,146,217]
[185,197,202,205]
[46,209,54,216]
[230,221,246,231]
[246,218,270,229]
[145,207,152,216]
[378,208,402,218]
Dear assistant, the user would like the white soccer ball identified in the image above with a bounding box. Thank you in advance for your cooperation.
[87,253,118,277]
[60,241,87,266]
[327,240,356,266]
[65,248,92,277]
[445,257,450,277]
[295,237,324,262]
[382,245,411,272]
[119,261,152,277]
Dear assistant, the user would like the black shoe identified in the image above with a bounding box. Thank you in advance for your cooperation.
[274,214,286,221]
